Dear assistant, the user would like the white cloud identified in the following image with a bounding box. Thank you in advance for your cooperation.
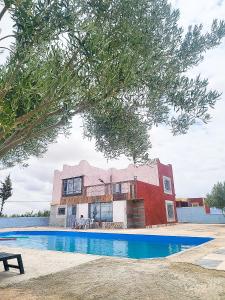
[1,1,225,214]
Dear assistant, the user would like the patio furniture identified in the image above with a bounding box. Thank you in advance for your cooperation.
[91,221,102,229]
[74,218,91,229]
[0,252,24,274]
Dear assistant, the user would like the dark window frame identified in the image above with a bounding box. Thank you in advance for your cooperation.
[88,202,113,222]
[163,176,172,195]
[113,183,122,194]
[62,176,83,197]
[58,207,66,215]
[72,205,77,216]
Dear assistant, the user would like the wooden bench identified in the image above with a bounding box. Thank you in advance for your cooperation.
[0,252,24,274]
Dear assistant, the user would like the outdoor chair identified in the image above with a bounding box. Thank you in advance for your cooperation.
[0,252,24,274]
[73,218,91,229]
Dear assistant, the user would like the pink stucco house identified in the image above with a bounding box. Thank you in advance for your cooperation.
[50,160,177,228]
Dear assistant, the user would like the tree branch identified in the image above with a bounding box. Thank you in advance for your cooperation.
[0,35,16,42]
[0,102,87,157]
[0,116,68,158]
[0,5,8,22]
[0,46,13,53]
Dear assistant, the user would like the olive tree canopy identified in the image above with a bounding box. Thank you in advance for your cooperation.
[0,0,225,168]
[205,182,225,215]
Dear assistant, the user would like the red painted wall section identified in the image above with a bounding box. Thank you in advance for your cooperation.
[136,160,177,226]
[157,160,175,197]
[136,181,167,226]
[205,205,210,214]
[176,201,188,208]
[157,160,177,223]
[188,198,204,206]
[187,198,210,213]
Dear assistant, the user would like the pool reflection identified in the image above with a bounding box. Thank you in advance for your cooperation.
[0,231,205,259]
[46,235,186,258]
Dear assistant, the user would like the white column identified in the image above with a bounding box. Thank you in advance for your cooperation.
[113,200,127,228]
[77,203,89,218]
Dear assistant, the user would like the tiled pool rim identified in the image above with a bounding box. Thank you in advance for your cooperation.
[0,230,213,259]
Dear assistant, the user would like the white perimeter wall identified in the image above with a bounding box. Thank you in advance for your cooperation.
[113,201,127,228]
[0,217,49,229]
[177,207,225,224]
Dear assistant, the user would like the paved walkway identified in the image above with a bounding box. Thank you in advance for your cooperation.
[196,248,225,270]
[0,223,225,287]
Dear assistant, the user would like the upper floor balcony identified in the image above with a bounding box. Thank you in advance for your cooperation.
[60,179,136,205]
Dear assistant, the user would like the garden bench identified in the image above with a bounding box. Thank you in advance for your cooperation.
[0,252,24,274]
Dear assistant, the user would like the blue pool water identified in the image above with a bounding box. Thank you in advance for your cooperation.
[0,231,213,259]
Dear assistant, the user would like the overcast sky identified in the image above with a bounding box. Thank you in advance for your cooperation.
[0,0,225,214]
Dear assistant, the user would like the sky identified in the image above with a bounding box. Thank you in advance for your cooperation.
[0,0,225,214]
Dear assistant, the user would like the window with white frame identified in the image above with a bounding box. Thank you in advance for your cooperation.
[163,176,172,194]
[165,201,175,222]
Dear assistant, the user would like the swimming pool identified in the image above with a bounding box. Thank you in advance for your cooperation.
[0,231,213,259]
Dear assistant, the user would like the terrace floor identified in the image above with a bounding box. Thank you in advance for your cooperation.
[0,224,225,299]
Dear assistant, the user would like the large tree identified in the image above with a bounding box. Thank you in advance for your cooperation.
[205,182,225,215]
[0,174,12,216]
[0,0,225,168]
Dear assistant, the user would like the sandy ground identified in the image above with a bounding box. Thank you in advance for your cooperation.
[1,224,225,299]
[1,258,225,300]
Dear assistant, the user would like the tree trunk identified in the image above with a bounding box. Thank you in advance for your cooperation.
[0,200,4,216]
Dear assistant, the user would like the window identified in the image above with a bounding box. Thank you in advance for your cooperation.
[165,201,175,222]
[88,202,113,222]
[63,177,83,196]
[101,203,113,222]
[163,176,172,194]
[113,183,122,194]
[58,207,65,215]
[72,205,77,215]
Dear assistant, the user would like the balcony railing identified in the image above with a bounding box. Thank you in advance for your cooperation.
[113,193,130,201]
[60,194,113,205]
[60,180,136,205]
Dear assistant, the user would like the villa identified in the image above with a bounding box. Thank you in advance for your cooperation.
[49,160,177,228]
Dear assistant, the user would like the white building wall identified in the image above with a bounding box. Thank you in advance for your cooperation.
[113,201,127,228]
[49,205,67,227]
[77,203,89,218]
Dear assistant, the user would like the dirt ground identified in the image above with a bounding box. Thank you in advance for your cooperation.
[1,258,225,300]
[1,224,225,299]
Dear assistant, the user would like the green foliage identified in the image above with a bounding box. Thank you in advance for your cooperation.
[0,174,12,215]
[205,182,225,215]
[0,0,225,167]
[83,102,151,163]
[0,213,7,217]
[9,210,50,217]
